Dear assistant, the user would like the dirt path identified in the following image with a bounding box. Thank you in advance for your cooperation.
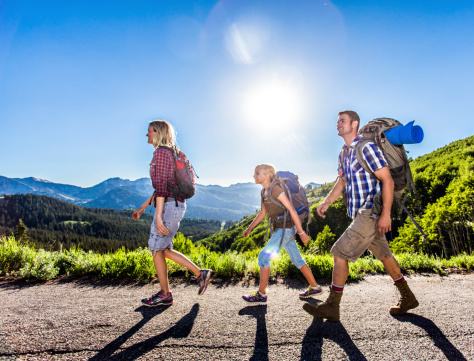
[0,274,473,360]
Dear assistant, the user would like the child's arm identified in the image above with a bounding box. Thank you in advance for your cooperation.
[276,192,311,246]
[243,207,267,237]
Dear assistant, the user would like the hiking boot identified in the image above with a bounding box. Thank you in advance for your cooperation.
[389,280,419,316]
[302,287,342,321]
[299,285,322,299]
[242,291,268,303]
[142,291,173,307]
[198,269,212,295]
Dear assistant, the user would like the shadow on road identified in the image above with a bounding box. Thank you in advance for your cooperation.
[239,305,268,361]
[301,318,367,361]
[89,303,199,360]
[393,314,467,361]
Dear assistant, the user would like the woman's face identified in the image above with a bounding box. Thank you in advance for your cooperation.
[147,126,155,145]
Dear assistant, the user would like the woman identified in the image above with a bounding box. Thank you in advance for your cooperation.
[132,119,211,306]
[242,164,321,302]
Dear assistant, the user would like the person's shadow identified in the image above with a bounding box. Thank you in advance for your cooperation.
[301,318,367,361]
[89,303,199,361]
[393,314,468,361]
[239,305,269,361]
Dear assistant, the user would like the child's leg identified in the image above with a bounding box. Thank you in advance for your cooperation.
[163,249,201,278]
[153,250,170,294]
[299,264,318,287]
[283,235,318,287]
[256,229,283,294]
[258,267,270,294]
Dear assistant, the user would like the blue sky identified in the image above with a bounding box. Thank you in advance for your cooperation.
[1,0,473,187]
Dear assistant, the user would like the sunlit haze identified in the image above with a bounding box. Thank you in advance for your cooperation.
[1,0,472,187]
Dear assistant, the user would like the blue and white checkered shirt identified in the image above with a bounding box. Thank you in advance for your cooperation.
[338,136,388,219]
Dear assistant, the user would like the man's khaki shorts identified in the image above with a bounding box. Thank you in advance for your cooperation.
[331,208,393,262]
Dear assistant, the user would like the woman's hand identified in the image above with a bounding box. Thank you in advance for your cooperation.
[132,207,145,220]
[298,231,311,246]
[155,216,170,236]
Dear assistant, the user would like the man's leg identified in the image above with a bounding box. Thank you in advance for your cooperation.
[333,255,350,286]
[302,255,347,321]
[373,248,419,315]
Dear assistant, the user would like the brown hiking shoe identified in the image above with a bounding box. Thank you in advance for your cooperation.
[302,287,342,321]
[389,280,419,316]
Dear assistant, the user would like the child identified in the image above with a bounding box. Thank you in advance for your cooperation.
[242,164,321,303]
[132,119,211,306]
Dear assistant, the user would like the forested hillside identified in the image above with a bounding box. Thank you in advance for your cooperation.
[200,136,474,257]
[0,194,229,252]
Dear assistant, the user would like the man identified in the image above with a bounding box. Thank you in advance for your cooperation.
[303,110,418,321]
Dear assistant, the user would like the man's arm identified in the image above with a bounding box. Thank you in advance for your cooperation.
[373,166,394,234]
[316,177,345,218]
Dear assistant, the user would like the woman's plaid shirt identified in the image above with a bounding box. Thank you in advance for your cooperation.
[149,147,178,199]
[338,136,388,219]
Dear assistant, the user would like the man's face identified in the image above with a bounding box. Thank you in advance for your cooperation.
[337,113,356,136]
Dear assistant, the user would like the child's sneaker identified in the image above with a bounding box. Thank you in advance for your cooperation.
[242,291,267,303]
[142,291,173,307]
[198,269,212,295]
[299,285,322,299]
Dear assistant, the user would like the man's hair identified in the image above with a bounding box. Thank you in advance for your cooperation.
[338,110,360,131]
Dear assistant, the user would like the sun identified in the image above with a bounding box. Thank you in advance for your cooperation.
[241,77,304,133]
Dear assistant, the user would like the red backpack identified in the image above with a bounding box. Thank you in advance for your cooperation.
[170,147,197,200]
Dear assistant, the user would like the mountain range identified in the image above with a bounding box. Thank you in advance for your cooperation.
[0,176,265,221]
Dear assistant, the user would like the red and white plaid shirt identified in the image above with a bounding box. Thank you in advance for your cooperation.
[149,147,179,200]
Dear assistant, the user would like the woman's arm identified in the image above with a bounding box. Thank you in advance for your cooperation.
[243,207,267,237]
[276,192,311,245]
[154,196,170,236]
[131,194,154,220]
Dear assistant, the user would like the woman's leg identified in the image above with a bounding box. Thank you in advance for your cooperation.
[163,249,201,278]
[153,250,170,294]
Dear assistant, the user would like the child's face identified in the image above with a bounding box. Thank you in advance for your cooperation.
[253,169,268,184]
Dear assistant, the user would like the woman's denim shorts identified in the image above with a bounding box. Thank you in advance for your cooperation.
[148,200,186,252]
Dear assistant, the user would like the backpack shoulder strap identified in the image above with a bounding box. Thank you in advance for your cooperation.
[354,139,374,174]
[265,179,286,210]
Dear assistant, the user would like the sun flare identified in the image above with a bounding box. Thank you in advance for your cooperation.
[242,77,304,132]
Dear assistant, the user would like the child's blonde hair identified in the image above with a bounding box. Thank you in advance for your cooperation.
[149,119,176,148]
[255,164,276,180]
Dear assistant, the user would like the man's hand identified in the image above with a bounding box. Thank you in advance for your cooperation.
[155,217,170,236]
[378,213,392,234]
[316,201,330,219]
[298,231,311,246]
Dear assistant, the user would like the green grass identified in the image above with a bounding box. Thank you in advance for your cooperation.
[1,235,472,282]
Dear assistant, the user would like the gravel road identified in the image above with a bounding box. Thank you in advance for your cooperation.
[0,274,472,360]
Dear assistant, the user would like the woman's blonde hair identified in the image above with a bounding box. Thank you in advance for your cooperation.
[149,119,176,148]
[255,164,276,180]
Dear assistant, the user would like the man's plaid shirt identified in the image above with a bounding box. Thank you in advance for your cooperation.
[338,136,388,219]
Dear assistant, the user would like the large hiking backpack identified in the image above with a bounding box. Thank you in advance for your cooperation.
[170,146,197,200]
[356,118,414,197]
[355,118,425,237]
[265,171,310,236]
